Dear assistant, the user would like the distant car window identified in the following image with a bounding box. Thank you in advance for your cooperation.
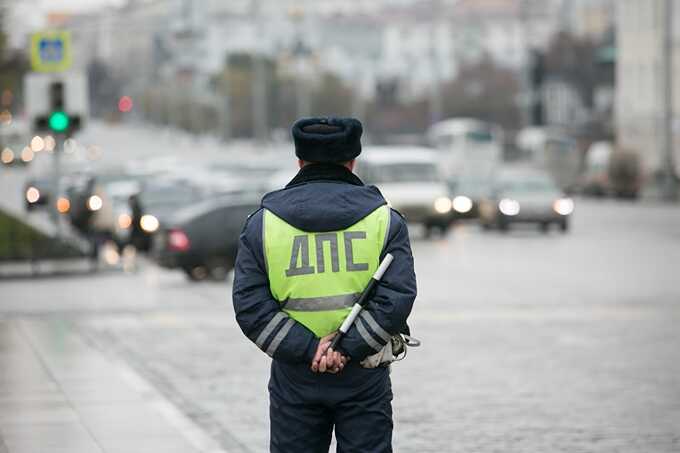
[370,163,439,183]
[451,178,490,194]
[465,130,494,143]
[501,176,557,193]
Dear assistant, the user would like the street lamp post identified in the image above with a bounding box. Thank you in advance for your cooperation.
[662,0,678,200]
[251,0,268,143]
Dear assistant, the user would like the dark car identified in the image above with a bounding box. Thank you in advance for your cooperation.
[152,194,260,280]
[130,179,207,252]
[479,168,574,233]
[24,171,92,216]
[24,176,53,210]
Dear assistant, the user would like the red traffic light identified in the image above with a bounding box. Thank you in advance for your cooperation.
[118,96,133,113]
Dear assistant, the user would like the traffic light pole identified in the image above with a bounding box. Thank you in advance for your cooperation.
[662,0,678,201]
[51,134,65,239]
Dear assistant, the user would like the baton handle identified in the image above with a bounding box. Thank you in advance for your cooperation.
[328,253,394,351]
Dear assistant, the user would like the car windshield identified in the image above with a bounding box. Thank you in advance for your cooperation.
[451,178,490,194]
[368,163,439,183]
[466,130,494,143]
[500,176,558,194]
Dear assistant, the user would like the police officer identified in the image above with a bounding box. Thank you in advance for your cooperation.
[232,117,417,453]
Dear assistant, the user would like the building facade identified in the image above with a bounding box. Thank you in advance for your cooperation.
[616,0,680,177]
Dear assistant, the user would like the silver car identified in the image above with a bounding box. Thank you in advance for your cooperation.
[479,168,574,233]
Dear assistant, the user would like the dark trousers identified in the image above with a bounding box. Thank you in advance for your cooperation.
[269,361,393,453]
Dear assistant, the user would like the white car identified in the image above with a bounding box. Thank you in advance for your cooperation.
[356,147,452,237]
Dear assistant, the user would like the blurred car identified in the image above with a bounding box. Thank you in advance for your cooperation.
[88,179,142,249]
[24,176,53,210]
[130,178,207,252]
[24,172,92,218]
[515,127,581,192]
[581,142,642,199]
[449,175,492,220]
[152,194,260,280]
[64,174,98,234]
[581,141,612,196]
[204,160,286,195]
[356,147,452,237]
[608,148,642,199]
[479,168,574,233]
[1,121,32,167]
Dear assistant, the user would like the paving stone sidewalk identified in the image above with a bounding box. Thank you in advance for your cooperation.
[0,319,227,453]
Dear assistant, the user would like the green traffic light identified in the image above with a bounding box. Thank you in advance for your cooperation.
[48,111,70,132]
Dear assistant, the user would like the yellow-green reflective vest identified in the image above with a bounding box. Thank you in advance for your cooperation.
[263,205,390,338]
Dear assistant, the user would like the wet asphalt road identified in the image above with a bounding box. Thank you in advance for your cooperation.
[2,197,679,452]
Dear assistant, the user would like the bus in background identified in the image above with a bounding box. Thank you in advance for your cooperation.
[515,127,581,193]
[426,118,504,183]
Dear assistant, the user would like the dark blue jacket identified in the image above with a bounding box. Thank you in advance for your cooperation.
[232,163,417,364]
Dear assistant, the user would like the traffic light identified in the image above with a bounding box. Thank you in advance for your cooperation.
[33,80,81,136]
[48,111,70,132]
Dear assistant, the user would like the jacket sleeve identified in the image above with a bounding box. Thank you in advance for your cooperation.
[232,209,319,364]
[338,209,417,361]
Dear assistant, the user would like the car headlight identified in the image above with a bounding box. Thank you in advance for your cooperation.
[498,198,520,216]
[1,147,14,164]
[118,213,132,229]
[26,186,40,203]
[87,195,103,211]
[20,147,34,163]
[434,196,452,214]
[140,214,159,233]
[452,195,473,213]
[553,198,574,216]
[56,197,70,213]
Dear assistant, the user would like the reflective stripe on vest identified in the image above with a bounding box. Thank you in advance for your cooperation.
[263,205,390,338]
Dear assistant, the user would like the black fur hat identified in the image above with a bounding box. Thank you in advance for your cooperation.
[292,117,363,163]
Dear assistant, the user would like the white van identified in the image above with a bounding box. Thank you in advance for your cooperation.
[356,147,452,237]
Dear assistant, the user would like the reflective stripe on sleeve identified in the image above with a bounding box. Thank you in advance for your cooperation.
[359,311,391,343]
[262,209,269,273]
[356,318,384,352]
[284,293,359,312]
[255,311,288,349]
[381,205,391,253]
[266,318,295,357]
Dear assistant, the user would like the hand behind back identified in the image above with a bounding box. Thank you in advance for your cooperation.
[311,332,349,374]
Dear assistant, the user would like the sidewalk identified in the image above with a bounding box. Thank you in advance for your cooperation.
[0,319,228,453]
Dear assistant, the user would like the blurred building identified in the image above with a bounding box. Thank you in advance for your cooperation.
[561,0,615,40]
[541,77,588,127]
[45,0,613,135]
[616,0,680,178]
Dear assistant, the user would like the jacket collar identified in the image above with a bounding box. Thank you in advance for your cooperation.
[286,163,364,187]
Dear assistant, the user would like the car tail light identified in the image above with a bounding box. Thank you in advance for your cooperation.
[168,229,190,252]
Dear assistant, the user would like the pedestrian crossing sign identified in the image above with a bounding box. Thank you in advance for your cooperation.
[30,31,72,73]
